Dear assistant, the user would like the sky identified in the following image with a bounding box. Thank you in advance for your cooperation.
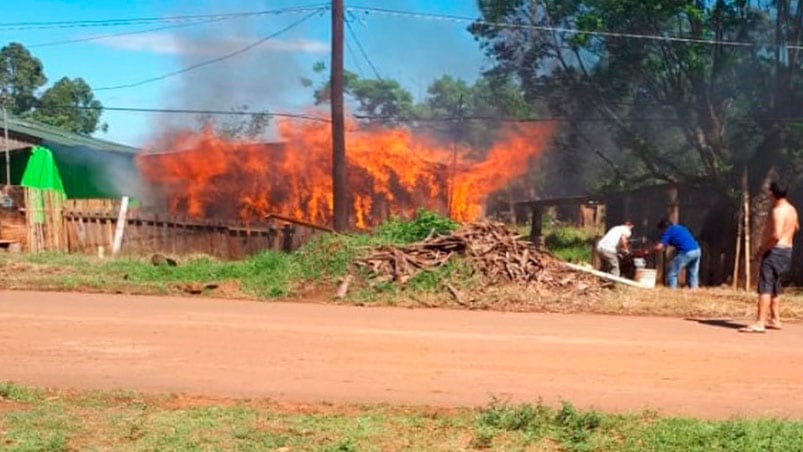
[1,1,488,147]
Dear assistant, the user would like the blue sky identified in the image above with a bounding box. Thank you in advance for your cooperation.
[2,1,487,147]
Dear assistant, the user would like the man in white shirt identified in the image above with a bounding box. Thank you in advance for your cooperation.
[596,220,634,277]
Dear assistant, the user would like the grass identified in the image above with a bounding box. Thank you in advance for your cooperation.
[4,213,803,320]
[2,383,803,451]
[5,248,803,319]
[544,225,600,263]
[0,231,391,300]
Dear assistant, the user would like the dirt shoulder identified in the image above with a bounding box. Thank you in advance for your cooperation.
[2,290,803,419]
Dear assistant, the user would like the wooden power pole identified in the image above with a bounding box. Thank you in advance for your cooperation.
[331,0,348,231]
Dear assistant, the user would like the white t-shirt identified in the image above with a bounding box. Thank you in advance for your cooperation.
[597,225,632,253]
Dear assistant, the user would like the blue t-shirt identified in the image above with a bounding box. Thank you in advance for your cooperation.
[660,224,700,253]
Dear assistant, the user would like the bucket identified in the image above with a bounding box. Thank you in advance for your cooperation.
[635,268,657,289]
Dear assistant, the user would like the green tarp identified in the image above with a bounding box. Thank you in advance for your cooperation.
[20,146,66,224]
[21,146,66,194]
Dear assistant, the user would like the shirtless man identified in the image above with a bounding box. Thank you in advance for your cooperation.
[740,181,799,333]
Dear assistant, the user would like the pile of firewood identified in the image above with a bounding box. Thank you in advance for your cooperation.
[354,221,603,293]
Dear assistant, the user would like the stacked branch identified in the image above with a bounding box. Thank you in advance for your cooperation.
[355,221,603,294]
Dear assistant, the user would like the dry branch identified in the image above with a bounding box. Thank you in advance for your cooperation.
[355,221,605,296]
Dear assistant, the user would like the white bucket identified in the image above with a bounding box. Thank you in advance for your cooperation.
[635,268,657,289]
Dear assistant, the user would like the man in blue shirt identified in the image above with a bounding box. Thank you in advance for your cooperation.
[653,218,702,289]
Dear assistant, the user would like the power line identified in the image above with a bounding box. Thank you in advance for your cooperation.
[344,27,366,77]
[0,5,328,31]
[345,14,381,79]
[347,5,803,50]
[45,104,803,125]
[46,105,331,122]
[353,113,803,124]
[29,16,231,48]
[94,8,326,91]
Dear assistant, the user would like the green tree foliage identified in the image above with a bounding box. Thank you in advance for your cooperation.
[414,73,537,152]
[308,63,415,125]
[195,105,270,140]
[31,77,105,135]
[0,42,104,135]
[0,42,47,115]
[470,0,803,198]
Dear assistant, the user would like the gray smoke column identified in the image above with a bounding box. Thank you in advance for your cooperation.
[151,5,329,137]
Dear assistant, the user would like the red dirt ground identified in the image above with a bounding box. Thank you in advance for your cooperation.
[1,290,802,419]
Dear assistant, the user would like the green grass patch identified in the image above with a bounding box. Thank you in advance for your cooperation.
[544,226,599,263]
[2,385,803,451]
[375,208,459,243]
[0,232,390,300]
[0,212,461,301]
[0,381,44,403]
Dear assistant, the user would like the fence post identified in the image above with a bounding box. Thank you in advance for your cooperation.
[111,196,129,257]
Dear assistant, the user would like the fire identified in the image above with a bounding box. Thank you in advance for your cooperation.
[137,118,555,227]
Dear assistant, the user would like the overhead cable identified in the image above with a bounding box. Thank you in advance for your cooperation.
[94,8,326,91]
[345,14,382,79]
[0,5,328,31]
[29,16,232,48]
[346,5,802,49]
[45,105,331,122]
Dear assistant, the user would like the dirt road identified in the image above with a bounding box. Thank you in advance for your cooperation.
[1,290,802,419]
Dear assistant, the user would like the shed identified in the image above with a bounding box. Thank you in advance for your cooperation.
[0,115,141,199]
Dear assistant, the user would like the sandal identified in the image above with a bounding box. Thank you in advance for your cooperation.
[738,325,766,334]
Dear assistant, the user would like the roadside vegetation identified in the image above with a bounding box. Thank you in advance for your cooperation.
[543,225,599,263]
[1,382,802,451]
[2,210,803,319]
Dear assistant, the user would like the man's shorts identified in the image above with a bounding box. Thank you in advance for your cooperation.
[758,247,793,296]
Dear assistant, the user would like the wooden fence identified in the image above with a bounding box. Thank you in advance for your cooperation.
[0,186,26,248]
[61,199,332,259]
[0,194,331,258]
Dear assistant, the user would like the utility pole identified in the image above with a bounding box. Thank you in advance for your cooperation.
[447,95,464,219]
[331,0,348,231]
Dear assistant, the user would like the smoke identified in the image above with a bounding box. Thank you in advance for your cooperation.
[150,5,330,137]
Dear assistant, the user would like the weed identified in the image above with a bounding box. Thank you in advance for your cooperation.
[2,402,78,451]
[3,385,803,451]
[0,381,43,403]
[477,401,551,437]
[324,437,358,452]
[544,226,598,263]
[554,401,604,451]
[469,426,496,449]
[376,209,458,243]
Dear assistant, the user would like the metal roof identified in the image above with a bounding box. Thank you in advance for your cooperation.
[4,115,139,154]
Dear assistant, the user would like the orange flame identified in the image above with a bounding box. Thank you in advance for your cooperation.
[137,118,555,227]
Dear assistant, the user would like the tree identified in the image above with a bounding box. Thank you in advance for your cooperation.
[0,42,47,115]
[415,73,537,153]
[195,105,270,140]
[0,42,105,135]
[469,0,800,196]
[306,62,415,125]
[31,77,105,134]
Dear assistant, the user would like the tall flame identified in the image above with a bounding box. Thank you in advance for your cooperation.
[137,118,555,227]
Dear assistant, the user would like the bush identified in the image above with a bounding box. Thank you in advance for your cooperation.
[376,209,458,243]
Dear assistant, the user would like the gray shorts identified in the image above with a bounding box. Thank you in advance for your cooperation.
[758,247,792,296]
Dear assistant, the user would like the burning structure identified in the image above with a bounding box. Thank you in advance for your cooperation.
[137,117,555,228]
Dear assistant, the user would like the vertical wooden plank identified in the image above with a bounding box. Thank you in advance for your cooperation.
[106,210,114,252]
[112,196,130,256]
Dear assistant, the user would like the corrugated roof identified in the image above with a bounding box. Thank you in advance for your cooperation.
[5,115,139,154]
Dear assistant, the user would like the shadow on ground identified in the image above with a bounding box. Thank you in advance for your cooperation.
[685,318,746,330]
